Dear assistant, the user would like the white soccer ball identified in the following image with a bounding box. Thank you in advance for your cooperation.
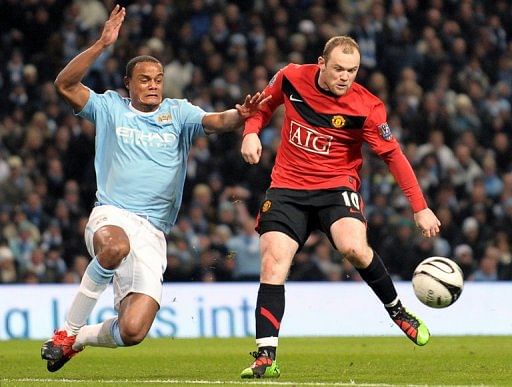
[412,256,464,308]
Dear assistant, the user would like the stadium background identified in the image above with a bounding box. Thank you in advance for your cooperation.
[1,0,512,287]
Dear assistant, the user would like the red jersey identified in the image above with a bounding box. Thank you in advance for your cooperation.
[244,63,427,212]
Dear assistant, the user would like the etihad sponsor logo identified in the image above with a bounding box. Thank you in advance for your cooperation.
[289,121,332,155]
[331,115,346,128]
[116,127,177,147]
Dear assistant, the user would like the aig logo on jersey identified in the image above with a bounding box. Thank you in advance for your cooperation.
[378,122,393,141]
[289,121,333,155]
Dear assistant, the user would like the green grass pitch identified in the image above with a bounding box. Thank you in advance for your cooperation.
[1,336,511,386]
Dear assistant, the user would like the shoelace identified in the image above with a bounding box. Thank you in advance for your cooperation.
[402,310,420,327]
[249,351,273,368]
[53,331,75,346]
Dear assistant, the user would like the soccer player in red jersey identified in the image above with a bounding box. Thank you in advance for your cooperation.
[240,36,441,379]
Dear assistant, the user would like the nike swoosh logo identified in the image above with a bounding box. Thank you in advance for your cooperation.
[289,94,303,103]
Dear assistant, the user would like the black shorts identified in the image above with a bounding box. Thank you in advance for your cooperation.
[256,187,367,248]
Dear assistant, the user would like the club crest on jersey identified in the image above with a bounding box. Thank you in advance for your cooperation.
[378,122,393,141]
[261,200,272,213]
[157,113,172,123]
[331,115,346,128]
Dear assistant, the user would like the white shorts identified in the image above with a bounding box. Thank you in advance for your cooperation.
[84,205,167,311]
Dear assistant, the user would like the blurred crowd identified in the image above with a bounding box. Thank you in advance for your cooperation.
[1,0,512,284]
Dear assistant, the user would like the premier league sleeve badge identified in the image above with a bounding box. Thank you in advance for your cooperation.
[378,122,393,141]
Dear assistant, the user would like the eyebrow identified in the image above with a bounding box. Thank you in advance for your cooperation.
[137,73,164,78]
[333,64,358,71]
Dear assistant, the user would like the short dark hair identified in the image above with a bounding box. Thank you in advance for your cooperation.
[322,36,360,61]
[125,55,162,78]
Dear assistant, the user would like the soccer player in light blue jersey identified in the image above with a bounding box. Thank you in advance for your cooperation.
[41,5,269,372]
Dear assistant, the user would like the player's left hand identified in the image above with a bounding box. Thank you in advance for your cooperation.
[236,92,271,119]
[414,208,441,238]
[99,5,126,48]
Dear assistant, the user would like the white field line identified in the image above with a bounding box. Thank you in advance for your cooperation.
[0,379,486,387]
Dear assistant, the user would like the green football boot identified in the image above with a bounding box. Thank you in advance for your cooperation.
[240,351,280,379]
[388,302,430,346]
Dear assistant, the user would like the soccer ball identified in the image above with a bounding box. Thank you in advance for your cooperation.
[412,257,464,308]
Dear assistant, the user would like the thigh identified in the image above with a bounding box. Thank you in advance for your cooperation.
[113,217,167,311]
[256,188,310,247]
[260,231,299,284]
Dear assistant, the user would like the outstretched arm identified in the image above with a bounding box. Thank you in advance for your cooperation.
[54,5,126,111]
[380,147,441,237]
[202,92,271,135]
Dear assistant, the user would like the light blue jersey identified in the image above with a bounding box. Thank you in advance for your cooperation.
[77,89,207,233]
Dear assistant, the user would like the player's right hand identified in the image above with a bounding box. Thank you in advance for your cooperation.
[99,5,126,47]
[241,133,262,164]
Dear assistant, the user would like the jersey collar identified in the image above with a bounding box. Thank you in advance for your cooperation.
[128,102,161,116]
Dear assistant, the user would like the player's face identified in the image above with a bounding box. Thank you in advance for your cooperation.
[318,46,360,97]
[125,62,164,112]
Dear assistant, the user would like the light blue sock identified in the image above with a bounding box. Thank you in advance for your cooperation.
[111,318,125,346]
[85,257,116,285]
[65,257,116,335]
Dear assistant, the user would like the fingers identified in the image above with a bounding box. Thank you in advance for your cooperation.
[110,4,125,22]
[244,92,271,106]
[241,148,261,164]
[110,4,120,17]
[259,94,272,106]
[420,224,440,238]
[243,154,261,164]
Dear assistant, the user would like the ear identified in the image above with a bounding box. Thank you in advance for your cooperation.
[124,76,130,90]
[318,56,326,70]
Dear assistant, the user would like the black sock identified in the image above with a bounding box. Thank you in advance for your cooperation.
[255,283,285,345]
[259,346,276,360]
[357,251,398,305]
[386,300,403,318]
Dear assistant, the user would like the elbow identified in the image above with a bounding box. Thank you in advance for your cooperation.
[204,114,229,135]
[54,74,77,96]
[379,146,401,163]
[54,76,66,96]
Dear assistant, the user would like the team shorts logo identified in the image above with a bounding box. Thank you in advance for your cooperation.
[289,121,333,155]
[331,115,346,128]
[95,216,108,226]
[261,200,272,212]
[378,122,393,141]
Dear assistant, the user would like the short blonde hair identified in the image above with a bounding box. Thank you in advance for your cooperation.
[322,36,360,61]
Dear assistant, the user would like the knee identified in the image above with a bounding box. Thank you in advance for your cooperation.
[339,244,372,267]
[102,241,130,261]
[119,320,147,346]
[94,229,130,269]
